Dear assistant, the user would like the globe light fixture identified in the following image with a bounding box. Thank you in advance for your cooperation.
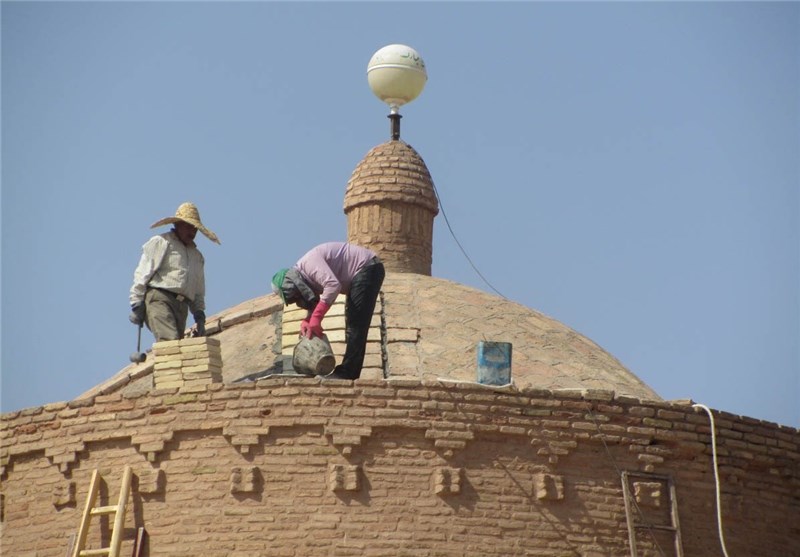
[367,44,427,140]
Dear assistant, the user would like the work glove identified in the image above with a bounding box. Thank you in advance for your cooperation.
[302,301,331,339]
[129,303,145,326]
[192,311,206,337]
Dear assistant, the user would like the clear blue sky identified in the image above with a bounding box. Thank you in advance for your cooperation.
[2,2,798,427]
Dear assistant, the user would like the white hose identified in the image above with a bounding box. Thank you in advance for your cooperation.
[693,403,732,557]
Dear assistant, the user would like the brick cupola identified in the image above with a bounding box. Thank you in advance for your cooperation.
[343,139,439,275]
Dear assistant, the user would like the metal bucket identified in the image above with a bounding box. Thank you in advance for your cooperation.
[292,335,336,376]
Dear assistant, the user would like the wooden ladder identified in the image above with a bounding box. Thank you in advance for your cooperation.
[71,466,133,557]
[621,470,684,557]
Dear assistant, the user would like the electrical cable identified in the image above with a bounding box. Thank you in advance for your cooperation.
[431,182,507,299]
[693,403,732,557]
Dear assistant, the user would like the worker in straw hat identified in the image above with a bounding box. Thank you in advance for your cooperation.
[129,202,220,342]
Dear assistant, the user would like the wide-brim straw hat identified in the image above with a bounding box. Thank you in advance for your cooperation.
[150,202,220,244]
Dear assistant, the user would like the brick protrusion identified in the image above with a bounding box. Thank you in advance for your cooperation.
[329,464,360,492]
[425,423,474,453]
[223,424,271,454]
[132,431,174,462]
[325,425,373,455]
[230,466,260,494]
[44,440,85,474]
[433,467,462,496]
[138,468,165,495]
[534,473,565,501]
[51,480,76,507]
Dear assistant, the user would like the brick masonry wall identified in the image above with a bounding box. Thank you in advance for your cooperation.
[1,380,798,557]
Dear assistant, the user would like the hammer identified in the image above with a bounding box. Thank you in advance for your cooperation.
[129,324,147,363]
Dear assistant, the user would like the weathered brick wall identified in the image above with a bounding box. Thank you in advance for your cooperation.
[1,380,798,556]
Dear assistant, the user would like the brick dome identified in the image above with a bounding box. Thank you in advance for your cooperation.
[84,273,660,402]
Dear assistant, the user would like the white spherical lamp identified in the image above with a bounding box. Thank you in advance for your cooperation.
[367,44,427,139]
[368,44,427,111]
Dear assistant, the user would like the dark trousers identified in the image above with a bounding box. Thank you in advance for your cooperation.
[336,261,385,379]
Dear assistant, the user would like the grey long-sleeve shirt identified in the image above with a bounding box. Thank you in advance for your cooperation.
[130,230,206,313]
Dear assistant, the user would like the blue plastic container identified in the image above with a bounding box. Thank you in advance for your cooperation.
[477,341,512,386]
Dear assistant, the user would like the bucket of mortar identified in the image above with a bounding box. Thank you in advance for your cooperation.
[292,334,336,375]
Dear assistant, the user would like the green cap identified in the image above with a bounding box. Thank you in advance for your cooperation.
[271,268,289,304]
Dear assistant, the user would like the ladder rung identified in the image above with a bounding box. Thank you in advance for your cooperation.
[89,506,117,515]
[633,523,677,532]
[80,549,110,556]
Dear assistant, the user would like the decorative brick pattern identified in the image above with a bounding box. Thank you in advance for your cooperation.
[325,424,373,456]
[329,464,360,492]
[132,430,174,463]
[223,423,271,455]
[51,481,75,507]
[433,467,462,495]
[137,468,165,495]
[45,441,84,474]
[534,472,565,501]
[230,466,259,494]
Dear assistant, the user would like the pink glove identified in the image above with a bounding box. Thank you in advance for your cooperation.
[304,301,331,339]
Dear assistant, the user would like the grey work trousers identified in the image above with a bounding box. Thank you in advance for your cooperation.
[145,288,188,341]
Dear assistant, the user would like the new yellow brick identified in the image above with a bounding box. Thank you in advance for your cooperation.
[153,339,182,350]
[183,365,222,374]
[154,360,182,370]
[180,345,215,355]
[182,355,223,366]
[154,380,185,390]
[153,345,181,355]
[178,336,220,347]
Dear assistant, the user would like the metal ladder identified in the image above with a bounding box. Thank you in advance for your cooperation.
[621,470,684,557]
[71,466,133,557]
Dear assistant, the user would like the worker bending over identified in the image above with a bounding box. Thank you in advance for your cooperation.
[272,242,385,380]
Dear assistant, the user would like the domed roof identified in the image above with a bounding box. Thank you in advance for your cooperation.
[84,272,660,402]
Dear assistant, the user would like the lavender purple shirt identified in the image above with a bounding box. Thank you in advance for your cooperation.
[294,242,377,305]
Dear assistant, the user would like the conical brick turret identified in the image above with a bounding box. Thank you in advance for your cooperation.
[343,140,439,275]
